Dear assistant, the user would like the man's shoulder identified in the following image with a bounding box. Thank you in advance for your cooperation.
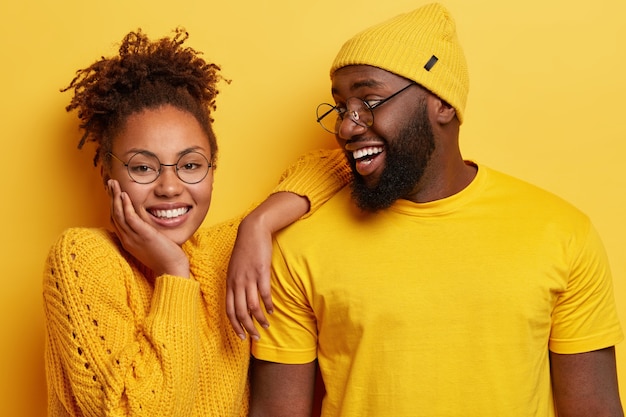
[481,164,589,222]
[275,186,354,243]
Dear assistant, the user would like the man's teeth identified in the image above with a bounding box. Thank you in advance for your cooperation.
[151,207,189,219]
[353,146,383,160]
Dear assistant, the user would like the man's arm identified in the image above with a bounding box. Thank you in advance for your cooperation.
[551,346,624,417]
[249,358,317,417]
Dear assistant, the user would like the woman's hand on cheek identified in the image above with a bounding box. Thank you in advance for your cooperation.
[107,179,190,278]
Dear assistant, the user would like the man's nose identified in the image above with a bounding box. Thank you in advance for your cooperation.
[337,111,368,140]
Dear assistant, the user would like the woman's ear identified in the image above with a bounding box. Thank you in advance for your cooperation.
[101,165,110,187]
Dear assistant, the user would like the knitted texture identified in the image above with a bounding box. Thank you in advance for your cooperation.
[330,3,469,123]
[43,148,350,416]
[44,226,250,416]
[273,148,353,216]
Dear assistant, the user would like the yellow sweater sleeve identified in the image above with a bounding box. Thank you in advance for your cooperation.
[271,148,351,217]
[43,228,203,416]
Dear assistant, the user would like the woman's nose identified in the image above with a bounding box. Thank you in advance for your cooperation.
[154,165,184,196]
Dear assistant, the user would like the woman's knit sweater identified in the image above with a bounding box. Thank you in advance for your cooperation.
[43,149,350,416]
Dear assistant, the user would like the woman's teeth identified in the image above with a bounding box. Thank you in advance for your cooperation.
[151,207,189,219]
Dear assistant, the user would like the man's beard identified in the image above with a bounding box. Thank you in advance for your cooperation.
[350,101,435,212]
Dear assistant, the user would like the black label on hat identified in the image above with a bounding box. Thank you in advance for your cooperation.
[424,55,439,71]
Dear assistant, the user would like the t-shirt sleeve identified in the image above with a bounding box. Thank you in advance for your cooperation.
[549,222,623,353]
[251,238,318,364]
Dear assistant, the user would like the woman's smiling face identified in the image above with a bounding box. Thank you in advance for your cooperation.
[105,104,214,245]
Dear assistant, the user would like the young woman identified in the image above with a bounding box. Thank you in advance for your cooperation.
[43,28,349,417]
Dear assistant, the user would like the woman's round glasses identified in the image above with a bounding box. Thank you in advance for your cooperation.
[316,82,416,134]
[107,151,212,184]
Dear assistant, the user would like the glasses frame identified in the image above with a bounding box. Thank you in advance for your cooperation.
[107,151,212,184]
[316,82,417,134]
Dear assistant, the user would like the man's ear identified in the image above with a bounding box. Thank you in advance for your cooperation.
[433,97,457,125]
[430,94,456,125]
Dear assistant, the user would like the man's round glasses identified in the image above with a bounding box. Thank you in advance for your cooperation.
[316,82,416,134]
[107,151,212,184]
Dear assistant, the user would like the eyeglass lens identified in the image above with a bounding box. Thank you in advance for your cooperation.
[316,98,374,135]
[125,151,210,184]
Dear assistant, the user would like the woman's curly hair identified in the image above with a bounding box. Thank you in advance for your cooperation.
[62,28,225,167]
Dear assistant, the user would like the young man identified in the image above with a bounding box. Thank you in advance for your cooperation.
[248,3,624,416]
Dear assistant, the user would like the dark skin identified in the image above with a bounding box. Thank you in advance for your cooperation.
[331,65,476,205]
[251,350,625,417]
[249,65,623,417]
[249,359,317,417]
[551,347,623,417]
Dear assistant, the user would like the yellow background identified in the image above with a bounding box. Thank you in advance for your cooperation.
[1,0,624,414]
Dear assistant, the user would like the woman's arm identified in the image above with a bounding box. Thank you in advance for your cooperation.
[226,148,351,339]
[226,192,309,340]
[43,229,202,416]
[43,180,205,415]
